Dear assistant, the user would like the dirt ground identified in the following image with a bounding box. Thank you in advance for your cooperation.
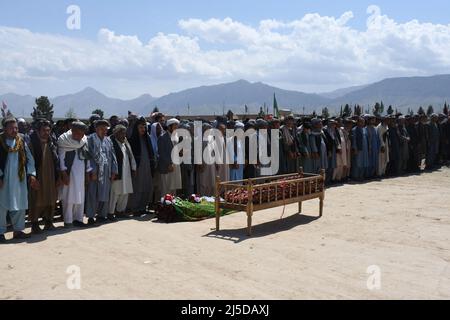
[1,167,449,300]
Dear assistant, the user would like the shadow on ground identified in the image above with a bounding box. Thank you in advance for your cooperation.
[203,213,321,243]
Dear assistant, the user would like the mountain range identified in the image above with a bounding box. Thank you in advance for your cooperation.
[2,74,450,118]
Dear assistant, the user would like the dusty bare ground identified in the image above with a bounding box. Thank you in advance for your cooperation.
[1,167,449,300]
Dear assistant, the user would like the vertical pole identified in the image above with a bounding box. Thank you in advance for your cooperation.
[215,176,221,231]
[298,167,304,214]
[319,169,325,217]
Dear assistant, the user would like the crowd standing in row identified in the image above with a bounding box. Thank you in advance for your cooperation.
[1,110,449,242]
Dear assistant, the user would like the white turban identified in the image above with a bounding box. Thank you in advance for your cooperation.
[166,118,180,127]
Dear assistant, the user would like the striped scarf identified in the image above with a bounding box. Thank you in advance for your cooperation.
[0,134,26,181]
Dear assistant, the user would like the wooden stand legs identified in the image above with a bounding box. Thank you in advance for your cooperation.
[319,196,324,217]
[216,211,220,231]
[246,203,253,236]
[215,176,221,231]
[298,201,302,214]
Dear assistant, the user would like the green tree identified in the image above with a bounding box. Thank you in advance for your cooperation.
[444,102,449,115]
[321,107,330,119]
[354,105,362,116]
[92,108,104,119]
[65,107,77,119]
[380,101,385,114]
[387,105,394,115]
[152,106,160,114]
[426,105,434,116]
[343,104,352,117]
[418,106,425,115]
[372,102,382,117]
[31,96,54,121]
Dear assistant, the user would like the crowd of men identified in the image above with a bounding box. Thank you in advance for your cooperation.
[1,110,449,242]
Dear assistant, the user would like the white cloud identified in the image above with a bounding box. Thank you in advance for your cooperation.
[2,5,450,97]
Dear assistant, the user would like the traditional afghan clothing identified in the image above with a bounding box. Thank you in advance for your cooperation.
[310,130,328,174]
[333,127,348,181]
[159,131,182,196]
[227,131,244,181]
[426,121,440,169]
[398,124,410,173]
[298,130,314,174]
[377,123,390,176]
[387,125,401,176]
[280,125,299,174]
[0,134,36,235]
[351,126,369,180]
[58,130,92,224]
[86,133,118,219]
[29,133,58,224]
[365,125,381,178]
[129,135,154,212]
[197,136,216,196]
[109,137,136,214]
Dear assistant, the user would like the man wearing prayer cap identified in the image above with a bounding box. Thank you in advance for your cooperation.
[256,119,268,129]
[158,119,182,196]
[87,114,101,135]
[397,115,410,174]
[376,115,390,176]
[166,118,180,127]
[426,113,440,169]
[86,119,118,224]
[351,117,369,181]
[0,117,38,242]
[58,121,92,228]
[109,125,136,218]
[365,114,381,178]
[28,119,59,234]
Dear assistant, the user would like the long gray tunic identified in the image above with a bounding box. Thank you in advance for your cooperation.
[86,134,118,216]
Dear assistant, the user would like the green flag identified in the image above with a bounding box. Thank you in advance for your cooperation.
[273,93,280,118]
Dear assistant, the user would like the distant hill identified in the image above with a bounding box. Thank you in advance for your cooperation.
[149,79,329,115]
[0,88,156,118]
[319,85,368,99]
[0,93,37,118]
[2,74,450,118]
[331,75,450,112]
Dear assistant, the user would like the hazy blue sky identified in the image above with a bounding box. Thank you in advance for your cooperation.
[1,1,450,97]
[2,0,450,37]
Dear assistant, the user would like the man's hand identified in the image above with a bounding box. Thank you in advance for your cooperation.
[29,176,40,190]
[131,170,137,178]
[61,171,70,186]
[168,164,175,173]
[380,146,386,153]
[110,173,117,181]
